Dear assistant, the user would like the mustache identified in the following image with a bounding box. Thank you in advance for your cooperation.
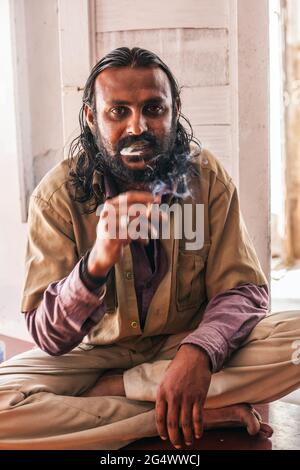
[116,133,158,154]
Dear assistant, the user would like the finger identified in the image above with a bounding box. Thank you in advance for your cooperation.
[108,210,160,243]
[155,396,168,441]
[249,407,273,438]
[103,202,165,240]
[102,196,161,221]
[244,409,261,435]
[153,195,161,204]
[180,400,194,446]
[192,400,203,439]
[167,399,182,449]
[126,203,166,229]
[251,407,263,422]
[119,191,157,206]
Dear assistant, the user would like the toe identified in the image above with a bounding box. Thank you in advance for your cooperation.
[251,407,263,422]
[246,414,261,435]
[259,422,274,438]
[239,406,261,435]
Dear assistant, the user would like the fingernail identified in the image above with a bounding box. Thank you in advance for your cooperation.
[195,435,201,439]
[161,436,168,441]
[174,445,182,449]
[185,442,192,446]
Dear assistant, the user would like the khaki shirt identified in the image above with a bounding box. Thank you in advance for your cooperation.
[21,147,267,346]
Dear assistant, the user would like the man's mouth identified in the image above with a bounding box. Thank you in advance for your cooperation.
[120,140,152,157]
[119,143,158,170]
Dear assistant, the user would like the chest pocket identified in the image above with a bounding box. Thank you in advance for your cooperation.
[176,244,210,311]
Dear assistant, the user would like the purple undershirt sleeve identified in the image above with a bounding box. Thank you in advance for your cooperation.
[178,283,269,373]
[25,259,107,356]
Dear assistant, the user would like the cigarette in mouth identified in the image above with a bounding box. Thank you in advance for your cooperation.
[120,146,145,157]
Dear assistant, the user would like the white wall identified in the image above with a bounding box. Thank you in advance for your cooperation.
[0,0,29,340]
[238,0,270,277]
[10,0,64,221]
[25,0,64,185]
[0,0,64,340]
[270,0,285,257]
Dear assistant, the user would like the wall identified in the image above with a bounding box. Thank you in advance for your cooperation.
[0,0,29,340]
[238,0,270,276]
[10,0,64,221]
[0,0,64,340]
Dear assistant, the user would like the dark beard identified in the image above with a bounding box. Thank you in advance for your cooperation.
[93,123,197,198]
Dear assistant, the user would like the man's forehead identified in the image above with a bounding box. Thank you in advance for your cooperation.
[94,66,172,103]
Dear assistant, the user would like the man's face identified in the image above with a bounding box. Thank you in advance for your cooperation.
[85,66,177,184]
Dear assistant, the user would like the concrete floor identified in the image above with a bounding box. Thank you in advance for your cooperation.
[271,264,300,312]
[271,264,300,406]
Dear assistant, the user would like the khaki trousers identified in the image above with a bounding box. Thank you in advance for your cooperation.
[0,310,300,450]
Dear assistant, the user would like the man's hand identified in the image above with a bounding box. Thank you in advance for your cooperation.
[155,344,212,448]
[88,191,161,278]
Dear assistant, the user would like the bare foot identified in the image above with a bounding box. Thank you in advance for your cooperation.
[203,404,273,438]
[81,370,125,397]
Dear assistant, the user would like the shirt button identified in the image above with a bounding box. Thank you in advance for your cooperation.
[125,271,133,280]
[131,321,138,329]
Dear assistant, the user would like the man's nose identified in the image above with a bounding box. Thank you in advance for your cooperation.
[126,110,148,135]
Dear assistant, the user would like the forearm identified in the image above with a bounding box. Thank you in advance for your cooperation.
[179,284,269,372]
[25,259,107,355]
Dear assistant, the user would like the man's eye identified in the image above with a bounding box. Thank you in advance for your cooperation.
[110,107,128,118]
[145,105,164,116]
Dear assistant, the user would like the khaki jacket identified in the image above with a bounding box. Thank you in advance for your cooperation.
[21,147,267,347]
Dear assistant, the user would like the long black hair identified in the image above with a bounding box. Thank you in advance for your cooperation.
[68,47,200,212]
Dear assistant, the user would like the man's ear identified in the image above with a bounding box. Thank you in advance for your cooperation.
[84,104,96,133]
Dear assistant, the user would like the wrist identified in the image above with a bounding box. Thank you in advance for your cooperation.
[178,343,212,371]
[80,249,110,292]
[88,246,112,278]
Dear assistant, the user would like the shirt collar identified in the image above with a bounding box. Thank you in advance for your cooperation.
[92,169,119,201]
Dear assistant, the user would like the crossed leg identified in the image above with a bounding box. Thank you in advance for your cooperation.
[0,310,299,449]
[92,311,300,441]
[0,342,158,449]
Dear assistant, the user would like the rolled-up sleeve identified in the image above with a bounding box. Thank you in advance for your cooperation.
[25,260,107,356]
[179,283,269,372]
